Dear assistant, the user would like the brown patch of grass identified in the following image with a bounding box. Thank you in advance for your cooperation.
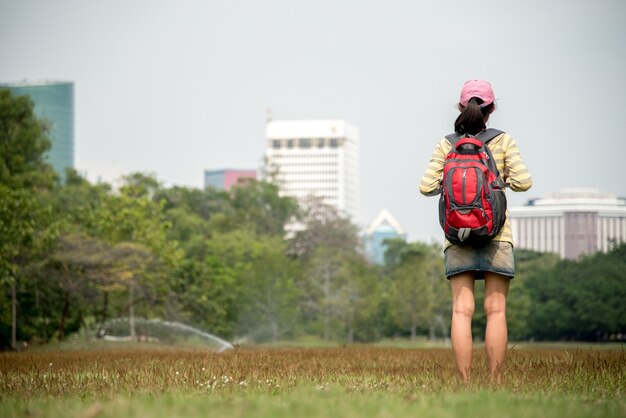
[0,347,623,399]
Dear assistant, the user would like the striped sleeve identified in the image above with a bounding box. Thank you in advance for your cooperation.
[420,139,449,196]
[502,136,532,192]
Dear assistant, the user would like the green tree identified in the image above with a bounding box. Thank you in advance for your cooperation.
[155,181,299,339]
[50,169,111,236]
[183,229,298,341]
[173,256,237,338]
[157,186,232,224]
[34,233,111,341]
[0,88,56,188]
[387,242,447,340]
[76,175,183,327]
[229,179,299,236]
[337,253,381,342]
[0,89,57,349]
[105,241,162,340]
[524,245,626,341]
[304,247,350,341]
[571,245,626,339]
[235,234,299,342]
[0,187,56,348]
[507,250,558,340]
[289,197,360,259]
[291,199,372,341]
[119,172,161,200]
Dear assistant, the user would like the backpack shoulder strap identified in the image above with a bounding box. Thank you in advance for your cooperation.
[444,132,462,145]
[477,128,505,143]
[480,129,506,184]
[445,128,504,145]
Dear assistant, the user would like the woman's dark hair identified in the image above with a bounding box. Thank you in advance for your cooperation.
[454,97,495,135]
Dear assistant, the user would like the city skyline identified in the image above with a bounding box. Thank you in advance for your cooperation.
[2,0,625,241]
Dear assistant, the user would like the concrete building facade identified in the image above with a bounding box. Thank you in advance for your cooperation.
[509,188,626,259]
[265,119,359,221]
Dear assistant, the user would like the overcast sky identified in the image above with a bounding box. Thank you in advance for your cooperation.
[2,0,625,242]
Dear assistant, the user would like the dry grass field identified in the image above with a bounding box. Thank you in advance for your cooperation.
[1,344,624,417]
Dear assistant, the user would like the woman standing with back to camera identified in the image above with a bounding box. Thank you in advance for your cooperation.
[420,80,532,384]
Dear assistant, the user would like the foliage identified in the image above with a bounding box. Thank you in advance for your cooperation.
[0,90,58,349]
[524,245,626,341]
[229,180,299,236]
[382,240,449,340]
[288,197,360,259]
[0,89,57,189]
[0,187,57,347]
[1,88,625,347]
[288,199,380,342]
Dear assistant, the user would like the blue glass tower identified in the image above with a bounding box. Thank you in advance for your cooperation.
[1,81,74,181]
[364,209,407,265]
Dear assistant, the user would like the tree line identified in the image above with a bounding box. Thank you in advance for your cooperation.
[1,88,624,349]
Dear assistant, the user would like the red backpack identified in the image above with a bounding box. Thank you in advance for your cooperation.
[439,128,507,245]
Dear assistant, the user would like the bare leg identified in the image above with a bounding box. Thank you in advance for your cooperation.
[450,273,475,382]
[484,272,510,384]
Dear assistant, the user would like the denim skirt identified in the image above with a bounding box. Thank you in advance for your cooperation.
[443,240,515,280]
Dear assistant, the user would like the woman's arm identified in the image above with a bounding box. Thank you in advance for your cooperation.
[420,140,447,196]
[503,137,532,191]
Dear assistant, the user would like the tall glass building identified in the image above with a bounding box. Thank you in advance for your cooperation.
[364,209,407,265]
[1,80,74,181]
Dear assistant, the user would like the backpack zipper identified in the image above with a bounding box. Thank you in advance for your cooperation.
[462,169,467,204]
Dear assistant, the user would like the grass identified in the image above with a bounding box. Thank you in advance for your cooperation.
[0,344,624,417]
[2,389,624,418]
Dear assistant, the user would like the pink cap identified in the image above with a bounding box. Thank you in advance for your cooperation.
[459,80,495,107]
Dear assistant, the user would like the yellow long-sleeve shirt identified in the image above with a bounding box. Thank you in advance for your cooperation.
[419,131,532,247]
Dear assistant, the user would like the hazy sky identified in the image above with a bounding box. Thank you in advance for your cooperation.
[2,0,625,242]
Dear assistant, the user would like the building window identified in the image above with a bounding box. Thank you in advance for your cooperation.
[317,138,325,148]
[329,138,339,148]
[300,138,311,148]
[272,139,281,149]
[287,139,294,149]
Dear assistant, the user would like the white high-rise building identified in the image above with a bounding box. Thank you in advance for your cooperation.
[509,188,626,259]
[265,119,359,221]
